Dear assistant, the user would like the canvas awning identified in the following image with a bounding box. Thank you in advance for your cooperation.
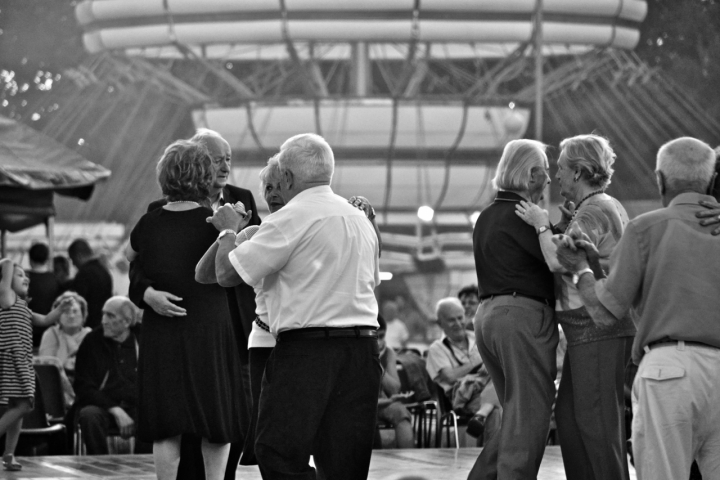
[0,115,111,233]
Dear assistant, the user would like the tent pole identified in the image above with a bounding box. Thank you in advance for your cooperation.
[46,216,55,272]
[534,0,549,210]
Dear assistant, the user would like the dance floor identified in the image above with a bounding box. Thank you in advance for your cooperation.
[6,447,637,479]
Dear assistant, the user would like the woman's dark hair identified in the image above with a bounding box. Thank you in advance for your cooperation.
[156,140,213,202]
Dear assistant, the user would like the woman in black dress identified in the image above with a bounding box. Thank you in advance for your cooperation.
[126,140,244,480]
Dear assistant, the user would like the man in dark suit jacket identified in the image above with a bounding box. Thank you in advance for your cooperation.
[128,129,259,480]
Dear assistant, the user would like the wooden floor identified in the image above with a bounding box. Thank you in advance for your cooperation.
[5,447,636,479]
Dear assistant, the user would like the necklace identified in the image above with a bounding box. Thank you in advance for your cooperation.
[166,200,200,206]
[572,190,604,218]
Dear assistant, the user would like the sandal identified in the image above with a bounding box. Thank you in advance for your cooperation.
[2,454,22,471]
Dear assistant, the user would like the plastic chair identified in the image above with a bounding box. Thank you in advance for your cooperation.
[74,422,135,455]
[5,376,68,456]
[433,383,472,449]
[395,362,437,448]
[33,363,67,424]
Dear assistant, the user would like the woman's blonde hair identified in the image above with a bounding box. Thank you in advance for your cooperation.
[559,134,615,189]
[258,153,282,194]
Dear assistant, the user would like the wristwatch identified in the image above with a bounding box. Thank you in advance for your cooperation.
[217,229,236,241]
[572,267,594,286]
[536,224,552,235]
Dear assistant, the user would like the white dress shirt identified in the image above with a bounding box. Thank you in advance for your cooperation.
[229,185,380,334]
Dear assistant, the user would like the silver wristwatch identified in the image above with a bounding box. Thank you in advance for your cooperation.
[217,229,236,241]
[572,267,594,286]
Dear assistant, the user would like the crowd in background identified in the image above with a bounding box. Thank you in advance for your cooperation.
[0,130,718,480]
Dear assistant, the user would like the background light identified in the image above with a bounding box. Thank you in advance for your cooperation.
[417,205,434,222]
[469,210,481,224]
[379,272,393,281]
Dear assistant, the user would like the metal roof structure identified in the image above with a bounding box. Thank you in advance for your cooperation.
[22,1,720,273]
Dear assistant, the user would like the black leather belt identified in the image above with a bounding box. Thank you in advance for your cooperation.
[277,326,378,342]
[646,339,718,350]
[480,292,551,306]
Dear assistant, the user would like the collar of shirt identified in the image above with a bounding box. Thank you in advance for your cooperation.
[211,190,225,212]
[285,184,333,206]
[668,191,715,207]
[494,190,526,203]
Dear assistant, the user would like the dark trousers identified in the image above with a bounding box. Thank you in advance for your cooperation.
[77,405,152,455]
[470,295,558,480]
[240,346,274,466]
[255,336,382,480]
[556,337,632,480]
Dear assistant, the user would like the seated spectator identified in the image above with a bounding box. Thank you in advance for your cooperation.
[457,284,479,331]
[39,291,92,378]
[377,314,415,449]
[381,300,410,350]
[68,239,113,330]
[73,296,150,455]
[28,242,61,347]
[426,298,501,443]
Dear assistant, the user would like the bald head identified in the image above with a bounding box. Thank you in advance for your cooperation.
[435,297,466,342]
[656,137,715,202]
[102,296,137,343]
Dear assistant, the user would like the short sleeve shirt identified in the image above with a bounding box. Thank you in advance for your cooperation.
[426,332,483,394]
[229,186,380,334]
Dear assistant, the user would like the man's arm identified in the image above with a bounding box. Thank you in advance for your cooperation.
[206,204,252,287]
[216,234,244,287]
[437,362,479,386]
[108,406,135,439]
[381,348,402,396]
[73,339,120,411]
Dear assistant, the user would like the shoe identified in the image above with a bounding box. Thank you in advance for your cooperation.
[466,414,486,438]
[2,454,22,471]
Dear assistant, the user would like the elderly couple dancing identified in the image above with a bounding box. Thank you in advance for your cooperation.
[471,135,720,480]
[127,132,382,480]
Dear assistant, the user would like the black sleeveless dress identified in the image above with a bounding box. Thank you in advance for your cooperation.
[130,206,243,443]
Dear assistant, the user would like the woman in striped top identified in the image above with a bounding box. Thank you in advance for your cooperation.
[0,258,66,471]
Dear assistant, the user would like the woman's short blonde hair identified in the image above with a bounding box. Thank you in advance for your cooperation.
[492,139,548,191]
[258,153,282,194]
[52,291,88,324]
[559,134,615,189]
[156,140,213,202]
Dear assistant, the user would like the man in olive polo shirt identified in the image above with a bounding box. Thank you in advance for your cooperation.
[554,137,720,480]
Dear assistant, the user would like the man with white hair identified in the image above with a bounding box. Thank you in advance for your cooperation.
[426,298,500,444]
[210,133,382,480]
[554,137,720,480]
[74,296,151,455]
[470,139,558,480]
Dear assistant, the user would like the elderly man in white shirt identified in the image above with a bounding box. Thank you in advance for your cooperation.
[208,133,382,480]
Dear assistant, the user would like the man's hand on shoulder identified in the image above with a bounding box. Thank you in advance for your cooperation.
[696,199,720,236]
[108,406,135,439]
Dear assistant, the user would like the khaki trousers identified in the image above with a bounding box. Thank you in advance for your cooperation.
[632,342,720,480]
